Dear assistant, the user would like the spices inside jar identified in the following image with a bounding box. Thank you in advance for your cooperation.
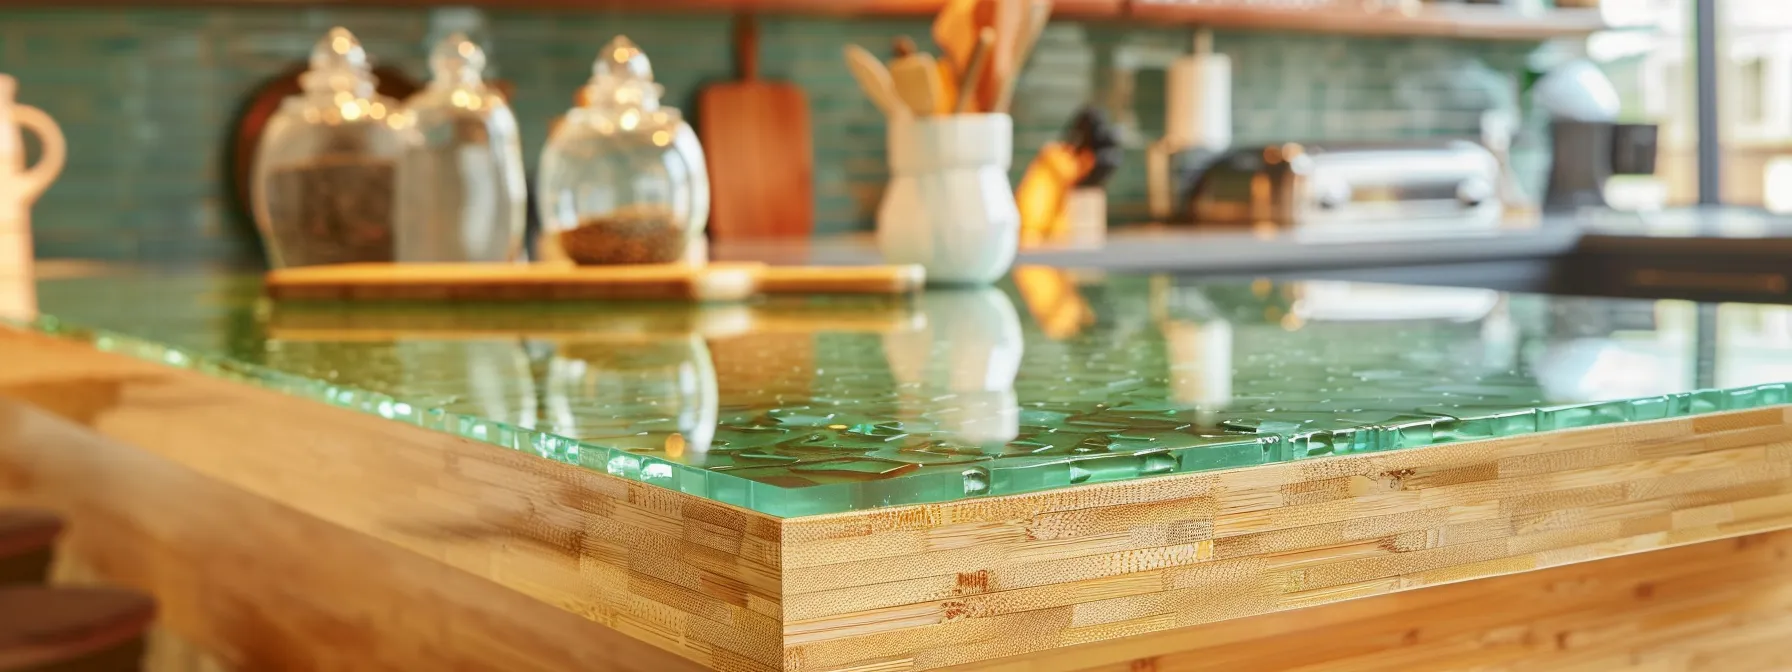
[557,205,687,265]
[263,155,397,267]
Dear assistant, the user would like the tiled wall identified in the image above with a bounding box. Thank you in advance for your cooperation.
[0,7,1541,265]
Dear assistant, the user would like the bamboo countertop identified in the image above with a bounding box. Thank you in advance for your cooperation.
[11,268,1792,517]
[5,266,1792,670]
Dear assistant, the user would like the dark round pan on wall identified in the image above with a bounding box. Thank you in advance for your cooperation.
[221,63,422,245]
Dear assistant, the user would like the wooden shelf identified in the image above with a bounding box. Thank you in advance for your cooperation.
[0,0,1637,38]
[0,0,1122,19]
[1128,2,1613,40]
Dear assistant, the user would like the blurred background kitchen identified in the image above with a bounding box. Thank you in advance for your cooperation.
[0,0,1738,264]
[12,3,1792,668]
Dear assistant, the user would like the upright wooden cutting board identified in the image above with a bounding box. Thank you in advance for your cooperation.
[699,15,815,242]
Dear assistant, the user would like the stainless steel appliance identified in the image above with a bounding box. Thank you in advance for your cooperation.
[1544,121,1659,212]
[1184,140,1503,235]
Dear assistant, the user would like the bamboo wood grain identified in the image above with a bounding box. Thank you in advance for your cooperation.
[4,327,1792,671]
[776,406,1792,670]
[0,329,784,671]
[957,530,1792,672]
[0,398,716,672]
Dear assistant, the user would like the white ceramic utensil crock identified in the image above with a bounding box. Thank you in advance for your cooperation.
[877,113,1019,285]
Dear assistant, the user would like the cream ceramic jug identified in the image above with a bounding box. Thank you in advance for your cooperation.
[0,73,66,319]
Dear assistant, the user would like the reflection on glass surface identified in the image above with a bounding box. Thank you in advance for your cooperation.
[1717,303,1792,388]
[543,335,718,456]
[883,288,1023,448]
[21,271,1792,516]
[1013,266,1095,340]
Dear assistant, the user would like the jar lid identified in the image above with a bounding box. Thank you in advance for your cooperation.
[429,32,487,86]
[301,27,378,96]
[581,36,667,114]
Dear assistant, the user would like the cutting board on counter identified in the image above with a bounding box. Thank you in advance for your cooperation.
[699,15,814,242]
[264,299,923,342]
[264,263,924,302]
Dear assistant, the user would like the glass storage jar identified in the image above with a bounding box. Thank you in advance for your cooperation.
[397,33,527,263]
[251,27,415,268]
[537,36,709,266]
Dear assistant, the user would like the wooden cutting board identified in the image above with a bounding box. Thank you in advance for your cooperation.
[265,263,763,302]
[699,15,814,243]
[755,264,926,295]
[265,300,923,342]
[264,263,926,302]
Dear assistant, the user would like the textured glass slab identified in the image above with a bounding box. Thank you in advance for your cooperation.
[15,269,1792,517]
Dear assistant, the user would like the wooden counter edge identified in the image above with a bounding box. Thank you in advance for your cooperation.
[777,405,1792,670]
[0,327,784,671]
[4,327,1792,671]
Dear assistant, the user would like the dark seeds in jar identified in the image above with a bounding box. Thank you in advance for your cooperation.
[264,156,397,267]
[557,208,687,265]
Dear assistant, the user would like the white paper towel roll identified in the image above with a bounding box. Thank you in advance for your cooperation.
[1166,52,1231,151]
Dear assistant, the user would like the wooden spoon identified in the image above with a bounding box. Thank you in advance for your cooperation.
[956,27,996,113]
[889,40,945,117]
[995,0,1053,113]
[933,0,981,75]
[843,44,906,119]
[979,0,1024,112]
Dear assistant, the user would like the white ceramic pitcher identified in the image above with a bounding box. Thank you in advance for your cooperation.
[0,73,66,320]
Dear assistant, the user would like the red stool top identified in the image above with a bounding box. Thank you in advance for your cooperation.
[0,586,156,670]
[0,510,63,558]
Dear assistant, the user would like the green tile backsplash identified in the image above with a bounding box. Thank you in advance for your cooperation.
[0,7,1541,264]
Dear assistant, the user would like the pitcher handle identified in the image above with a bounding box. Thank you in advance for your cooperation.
[13,104,64,202]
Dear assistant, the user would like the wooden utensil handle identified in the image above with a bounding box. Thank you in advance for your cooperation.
[957,27,995,113]
[736,14,759,80]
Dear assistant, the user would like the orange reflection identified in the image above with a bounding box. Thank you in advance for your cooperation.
[1016,143,1082,248]
[1012,265,1094,340]
[0,226,34,321]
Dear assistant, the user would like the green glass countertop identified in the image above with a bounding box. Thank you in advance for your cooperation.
[18,269,1792,517]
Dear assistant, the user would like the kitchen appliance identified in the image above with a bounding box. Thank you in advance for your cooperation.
[1185,140,1503,235]
[1543,121,1659,212]
[1148,30,1230,221]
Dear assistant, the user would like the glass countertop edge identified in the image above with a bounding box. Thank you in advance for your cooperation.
[14,312,1792,519]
